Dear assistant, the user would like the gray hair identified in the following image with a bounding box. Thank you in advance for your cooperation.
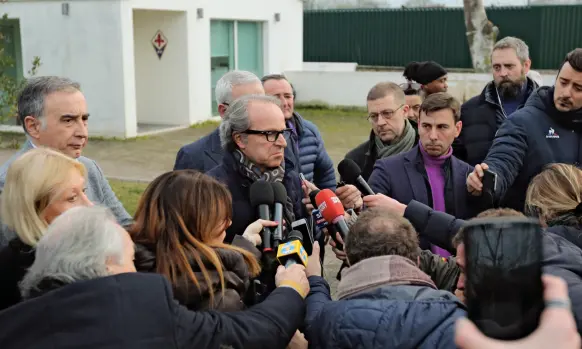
[493,37,530,64]
[219,94,281,152]
[20,206,125,299]
[215,70,261,106]
[18,76,81,133]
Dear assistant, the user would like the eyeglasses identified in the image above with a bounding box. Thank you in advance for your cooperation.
[367,105,404,123]
[399,81,422,94]
[242,128,291,142]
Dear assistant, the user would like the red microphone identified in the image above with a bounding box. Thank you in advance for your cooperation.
[315,189,350,240]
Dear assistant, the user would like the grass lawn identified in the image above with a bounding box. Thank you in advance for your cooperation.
[109,179,149,216]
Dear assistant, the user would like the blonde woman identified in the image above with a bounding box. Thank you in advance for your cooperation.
[526,163,582,248]
[0,147,92,310]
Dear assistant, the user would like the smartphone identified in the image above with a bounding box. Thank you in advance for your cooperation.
[463,217,544,340]
[291,218,314,256]
[482,169,497,194]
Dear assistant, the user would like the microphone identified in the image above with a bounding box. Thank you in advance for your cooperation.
[338,158,375,196]
[271,182,287,248]
[309,190,329,230]
[276,230,308,268]
[249,181,275,253]
[315,189,350,242]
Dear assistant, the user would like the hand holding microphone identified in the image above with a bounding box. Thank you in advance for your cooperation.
[275,230,310,298]
[315,189,350,250]
[276,230,308,268]
[243,219,279,246]
[338,159,375,196]
[249,181,275,253]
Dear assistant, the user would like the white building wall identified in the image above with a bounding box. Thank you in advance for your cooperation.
[3,0,304,137]
[131,0,304,125]
[133,10,189,126]
[285,70,557,107]
[1,1,130,137]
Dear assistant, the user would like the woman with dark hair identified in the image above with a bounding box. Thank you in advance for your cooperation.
[131,170,275,311]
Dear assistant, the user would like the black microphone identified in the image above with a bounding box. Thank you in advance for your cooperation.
[271,182,287,248]
[338,158,375,196]
[309,190,320,207]
[249,181,275,253]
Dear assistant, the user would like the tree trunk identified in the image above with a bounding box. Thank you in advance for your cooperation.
[463,0,499,72]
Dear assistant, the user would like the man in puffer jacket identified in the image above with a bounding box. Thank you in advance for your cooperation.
[262,74,336,190]
[467,48,582,211]
[304,208,465,349]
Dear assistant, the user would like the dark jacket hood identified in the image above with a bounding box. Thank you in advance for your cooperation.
[526,86,582,129]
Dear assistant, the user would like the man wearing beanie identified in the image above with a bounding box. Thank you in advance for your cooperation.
[404,61,448,96]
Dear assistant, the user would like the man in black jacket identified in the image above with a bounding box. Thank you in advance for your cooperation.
[467,48,582,212]
[454,37,538,166]
[340,82,419,210]
[0,206,309,349]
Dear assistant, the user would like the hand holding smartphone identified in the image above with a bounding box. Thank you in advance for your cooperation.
[482,169,497,194]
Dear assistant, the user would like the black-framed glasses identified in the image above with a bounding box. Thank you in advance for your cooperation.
[242,128,291,142]
[367,105,404,123]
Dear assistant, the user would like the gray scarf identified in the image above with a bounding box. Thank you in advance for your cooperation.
[375,119,416,159]
[337,255,435,300]
[232,150,295,222]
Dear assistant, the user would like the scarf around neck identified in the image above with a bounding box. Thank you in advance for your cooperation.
[337,255,436,300]
[233,149,285,183]
[233,149,295,222]
[375,119,416,159]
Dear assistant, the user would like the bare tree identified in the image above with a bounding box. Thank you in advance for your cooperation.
[301,0,318,9]
[463,0,498,72]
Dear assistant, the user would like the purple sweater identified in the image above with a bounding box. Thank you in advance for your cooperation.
[419,143,453,257]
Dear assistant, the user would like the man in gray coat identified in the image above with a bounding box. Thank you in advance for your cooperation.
[0,76,132,247]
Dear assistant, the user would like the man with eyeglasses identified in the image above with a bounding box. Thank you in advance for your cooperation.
[207,94,304,244]
[338,82,420,212]
[365,93,475,256]
[174,70,265,173]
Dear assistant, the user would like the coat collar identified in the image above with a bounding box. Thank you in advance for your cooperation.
[204,128,224,166]
[483,76,538,107]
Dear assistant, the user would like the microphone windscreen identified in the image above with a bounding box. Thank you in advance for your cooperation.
[287,230,303,243]
[272,182,287,204]
[338,159,362,184]
[315,189,346,223]
[309,189,321,207]
[250,180,275,208]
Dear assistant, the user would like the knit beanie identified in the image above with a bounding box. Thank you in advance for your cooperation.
[403,61,448,85]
